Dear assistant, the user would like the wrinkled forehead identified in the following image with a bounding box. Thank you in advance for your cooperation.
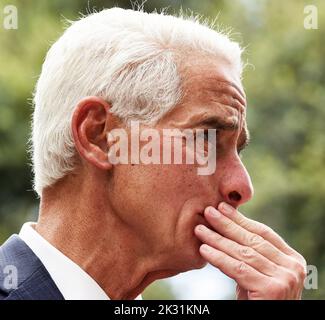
[161,55,247,130]
[180,55,245,107]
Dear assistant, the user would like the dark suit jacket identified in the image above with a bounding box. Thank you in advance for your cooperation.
[0,235,64,300]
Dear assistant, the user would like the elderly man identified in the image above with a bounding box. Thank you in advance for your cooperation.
[0,8,306,300]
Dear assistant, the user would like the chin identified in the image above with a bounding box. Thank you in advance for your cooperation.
[177,252,207,273]
[171,238,208,272]
[190,255,208,270]
[182,215,210,270]
[188,242,208,270]
[164,206,210,272]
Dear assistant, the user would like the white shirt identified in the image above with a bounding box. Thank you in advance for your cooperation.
[19,222,142,300]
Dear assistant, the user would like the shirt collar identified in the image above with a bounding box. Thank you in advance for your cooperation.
[19,222,109,300]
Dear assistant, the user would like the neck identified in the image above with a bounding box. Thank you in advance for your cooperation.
[35,174,178,300]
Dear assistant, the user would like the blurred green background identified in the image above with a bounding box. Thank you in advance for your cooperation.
[0,0,324,299]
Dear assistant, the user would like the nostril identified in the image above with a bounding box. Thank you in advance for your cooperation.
[228,191,242,202]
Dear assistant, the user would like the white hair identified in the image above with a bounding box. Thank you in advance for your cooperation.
[32,7,243,196]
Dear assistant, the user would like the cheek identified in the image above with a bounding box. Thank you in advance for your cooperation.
[108,164,190,214]
[138,164,202,207]
[110,163,211,220]
[154,164,210,202]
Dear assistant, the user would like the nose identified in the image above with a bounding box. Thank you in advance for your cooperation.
[218,157,254,209]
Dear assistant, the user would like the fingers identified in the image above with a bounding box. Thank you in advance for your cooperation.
[196,227,305,300]
[194,224,278,277]
[203,206,298,270]
[217,202,304,263]
[217,203,307,271]
[197,204,307,300]
[199,243,271,293]
[195,224,305,297]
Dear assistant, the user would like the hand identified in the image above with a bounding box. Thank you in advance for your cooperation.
[194,202,307,300]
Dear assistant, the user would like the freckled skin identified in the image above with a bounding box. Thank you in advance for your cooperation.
[36,53,306,300]
[106,55,253,272]
[36,55,254,299]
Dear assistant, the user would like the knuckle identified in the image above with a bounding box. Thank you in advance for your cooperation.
[297,254,307,267]
[239,217,250,229]
[269,247,282,261]
[285,271,299,290]
[259,225,273,238]
[249,234,264,247]
[239,246,255,259]
[289,249,307,267]
[294,261,307,281]
[223,219,235,232]
[236,261,248,275]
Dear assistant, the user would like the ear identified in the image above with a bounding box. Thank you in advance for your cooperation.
[72,96,113,170]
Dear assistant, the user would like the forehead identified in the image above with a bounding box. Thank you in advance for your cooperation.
[181,55,245,98]
[159,55,247,128]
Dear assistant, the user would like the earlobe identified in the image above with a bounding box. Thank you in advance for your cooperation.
[72,96,113,171]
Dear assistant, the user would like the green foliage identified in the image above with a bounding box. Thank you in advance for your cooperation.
[142,280,176,300]
[210,0,325,299]
[0,0,324,299]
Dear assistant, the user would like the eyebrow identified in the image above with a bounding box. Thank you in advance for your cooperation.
[190,116,239,130]
[190,116,250,152]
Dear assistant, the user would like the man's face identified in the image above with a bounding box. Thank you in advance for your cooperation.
[106,56,254,272]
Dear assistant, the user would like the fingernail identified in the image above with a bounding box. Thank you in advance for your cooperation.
[207,206,221,218]
[195,224,205,232]
[219,202,233,215]
[200,244,212,253]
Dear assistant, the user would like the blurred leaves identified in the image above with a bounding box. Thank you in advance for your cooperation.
[0,0,324,299]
